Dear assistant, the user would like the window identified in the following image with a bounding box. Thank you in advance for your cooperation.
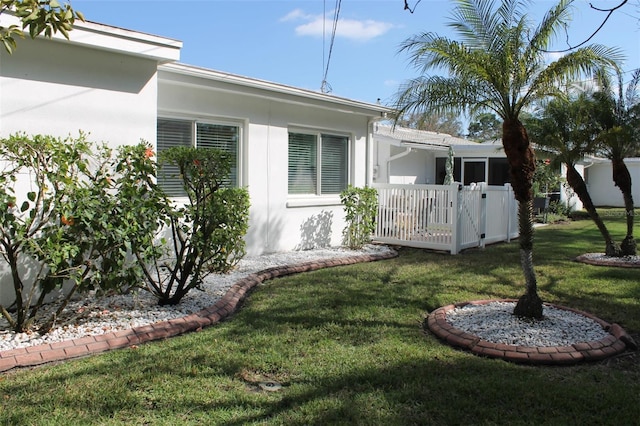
[288,131,349,195]
[463,160,486,185]
[488,158,510,185]
[157,118,240,196]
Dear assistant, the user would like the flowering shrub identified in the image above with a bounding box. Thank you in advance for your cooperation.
[0,134,250,330]
[139,146,250,305]
[0,134,88,332]
[0,134,167,332]
[532,158,562,197]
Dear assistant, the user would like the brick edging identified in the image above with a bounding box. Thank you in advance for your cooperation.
[0,249,398,373]
[426,299,636,365]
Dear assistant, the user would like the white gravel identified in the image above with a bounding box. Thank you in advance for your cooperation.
[0,245,390,351]
[446,301,609,347]
[577,253,640,267]
[1,246,612,352]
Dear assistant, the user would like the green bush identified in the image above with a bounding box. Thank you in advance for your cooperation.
[0,135,251,329]
[139,146,250,305]
[340,185,378,249]
[0,134,166,332]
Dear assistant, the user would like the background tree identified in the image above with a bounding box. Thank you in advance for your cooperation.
[393,0,621,318]
[396,111,463,136]
[467,112,501,142]
[526,94,622,256]
[0,0,83,53]
[590,67,639,255]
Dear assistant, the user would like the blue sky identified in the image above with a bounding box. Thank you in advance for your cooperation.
[72,0,640,107]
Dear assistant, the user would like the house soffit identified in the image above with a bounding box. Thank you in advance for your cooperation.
[158,63,392,118]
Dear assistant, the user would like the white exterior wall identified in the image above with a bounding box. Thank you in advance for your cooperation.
[0,37,159,145]
[158,70,378,256]
[0,23,180,306]
[587,160,640,207]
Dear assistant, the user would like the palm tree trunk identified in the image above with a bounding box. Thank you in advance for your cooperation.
[565,163,621,256]
[502,119,543,319]
[611,158,636,255]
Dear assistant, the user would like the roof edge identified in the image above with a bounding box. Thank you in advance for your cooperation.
[1,12,182,63]
[159,62,392,116]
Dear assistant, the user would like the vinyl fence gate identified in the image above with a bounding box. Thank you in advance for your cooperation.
[372,183,519,254]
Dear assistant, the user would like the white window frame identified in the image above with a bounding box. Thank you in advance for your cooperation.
[156,116,244,197]
[287,128,351,207]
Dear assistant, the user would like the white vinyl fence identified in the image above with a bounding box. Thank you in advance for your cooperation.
[372,183,518,254]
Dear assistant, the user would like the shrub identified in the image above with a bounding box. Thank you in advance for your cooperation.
[0,134,168,333]
[340,185,378,249]
[0,133,92,332]
[138,146,250,305]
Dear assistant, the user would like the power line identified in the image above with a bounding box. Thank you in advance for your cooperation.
[321,0,341,93]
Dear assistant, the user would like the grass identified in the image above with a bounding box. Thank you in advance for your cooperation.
[1,213,639,425]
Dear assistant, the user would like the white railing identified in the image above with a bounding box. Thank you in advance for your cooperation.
[372,183,518,254]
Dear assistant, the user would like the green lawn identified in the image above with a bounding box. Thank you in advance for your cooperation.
[1,213,638,425]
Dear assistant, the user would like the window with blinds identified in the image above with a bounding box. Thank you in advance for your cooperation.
[197,123,238,188]
[320,134,348,195]
[157,118,192,197]
[157,118,240,197]
[288,131,349,195]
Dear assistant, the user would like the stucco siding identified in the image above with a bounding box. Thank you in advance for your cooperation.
[158,75,373,256]
[587,160,640,207]
[0,37,159,145]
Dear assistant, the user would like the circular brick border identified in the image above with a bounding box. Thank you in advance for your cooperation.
[575,253,640,268]
[426,299,637,365]
[0,249,398,373]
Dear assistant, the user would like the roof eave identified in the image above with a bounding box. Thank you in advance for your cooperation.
[159,62,392,118]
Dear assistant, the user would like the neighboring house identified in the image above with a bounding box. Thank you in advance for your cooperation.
[0,18,390,259]
[373,124,510,186]
[584,157,640,208]
[373,124,583,210]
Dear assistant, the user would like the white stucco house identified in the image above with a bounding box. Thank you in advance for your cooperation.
[0,17,390,257]
[584,157,640,207]
[373,124,510,186]
[372,124,589,211]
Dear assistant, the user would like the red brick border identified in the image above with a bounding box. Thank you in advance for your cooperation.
[427,299,637,365]
[0,250,398,373]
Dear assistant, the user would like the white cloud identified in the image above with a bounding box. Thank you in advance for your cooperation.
[280,9,311,22]
[282,9,394,42]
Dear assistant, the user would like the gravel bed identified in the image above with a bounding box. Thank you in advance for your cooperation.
[1,246,613,352]
[576,253,640,268]
[0,245,390,351]
[446,301,609,347]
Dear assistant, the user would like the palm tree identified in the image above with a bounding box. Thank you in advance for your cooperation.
[393,0,621,318]
[526,94,622,256]
[590,68,640,255]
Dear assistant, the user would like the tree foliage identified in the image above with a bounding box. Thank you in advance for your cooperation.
[525,93,622,256]
[0,0,84,53]
[396,111,463,136]
[467,113,501,142]
[588,67,639,255]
